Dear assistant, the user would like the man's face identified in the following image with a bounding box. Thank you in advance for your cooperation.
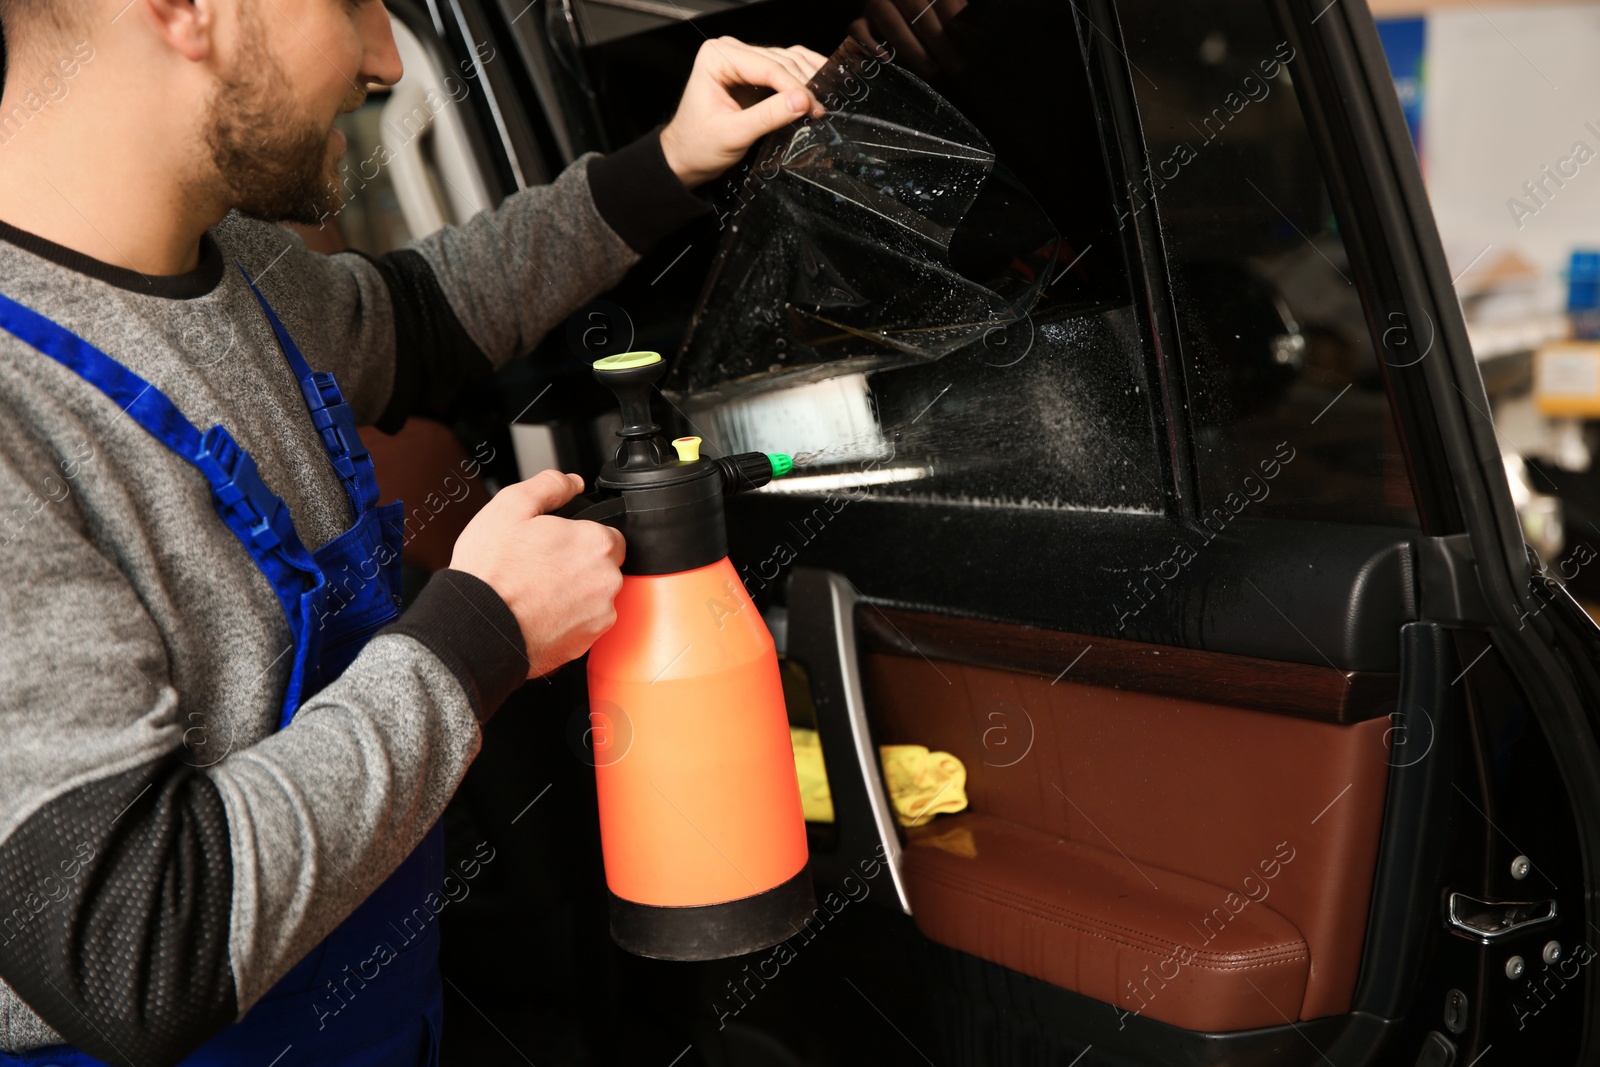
[204,0,397,224]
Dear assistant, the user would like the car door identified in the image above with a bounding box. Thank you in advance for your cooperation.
[457,0,1600,1064]
[675,1,1439,1062]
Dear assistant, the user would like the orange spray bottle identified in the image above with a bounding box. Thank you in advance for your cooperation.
[574,351,813,960]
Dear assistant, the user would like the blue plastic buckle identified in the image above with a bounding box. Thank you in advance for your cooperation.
[300,372,371,478]
[196,427,287,553]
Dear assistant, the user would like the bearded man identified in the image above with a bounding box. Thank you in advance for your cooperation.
[0,2,824,1064]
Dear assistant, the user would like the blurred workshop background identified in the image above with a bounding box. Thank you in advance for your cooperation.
[1370,0,1600,608]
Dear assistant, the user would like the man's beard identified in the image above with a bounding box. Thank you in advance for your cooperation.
[202,27,364,224]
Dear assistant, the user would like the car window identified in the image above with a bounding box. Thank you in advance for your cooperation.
[667,0,1164,515]
[1117,0,1419,527]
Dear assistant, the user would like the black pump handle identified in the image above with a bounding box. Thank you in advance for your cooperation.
[593,353,668,470]
[554,493,626,527]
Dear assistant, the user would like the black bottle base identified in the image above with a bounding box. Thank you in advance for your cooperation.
[609,863,818,961]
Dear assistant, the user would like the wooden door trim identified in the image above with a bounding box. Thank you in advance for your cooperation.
[855,605,1397,723]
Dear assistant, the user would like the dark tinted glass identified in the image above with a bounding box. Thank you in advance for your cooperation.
[1117,0,1418,526]
[667,0,1163,513]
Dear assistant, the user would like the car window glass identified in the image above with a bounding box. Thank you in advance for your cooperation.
[668,0,1163,513]
[1117,0,1419,526]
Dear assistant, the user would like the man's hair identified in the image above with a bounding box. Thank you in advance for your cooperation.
[0,0,85,76]
[0,0,79,30]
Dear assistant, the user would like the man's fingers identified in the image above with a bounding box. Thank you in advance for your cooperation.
[848,18,885,55]
[742,44,809,88]
[785,45,830,80]
[510,468,585,518]
[866,0,933,77]
[768,52,812,90]
[910,4,965,75]
[706,38,822,116]
[597,523,626,566]
[891,0,961,72]
[727,88,816,145]
[765,44,829,91]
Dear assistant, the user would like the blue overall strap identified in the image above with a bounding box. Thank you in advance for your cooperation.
[236,264,380,518]
[0,289,324,724]
[0,292,441,1067]
[0,290,205,459]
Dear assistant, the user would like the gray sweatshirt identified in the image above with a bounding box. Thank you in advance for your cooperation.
[0,135,706,1065]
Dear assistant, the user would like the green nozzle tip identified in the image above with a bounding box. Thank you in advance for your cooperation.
[769,453,794,478]
[593,351,663,371]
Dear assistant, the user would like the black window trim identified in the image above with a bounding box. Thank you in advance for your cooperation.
[1077,0,1199,521]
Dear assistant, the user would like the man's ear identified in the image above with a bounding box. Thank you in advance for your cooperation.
[139,0,219,62]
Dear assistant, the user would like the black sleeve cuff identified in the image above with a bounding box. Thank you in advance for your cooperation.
[380,569,527,722]
[357,248,495,435]
[586,126,711,255]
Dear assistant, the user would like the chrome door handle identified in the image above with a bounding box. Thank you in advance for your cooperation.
[1445,891,1558,942]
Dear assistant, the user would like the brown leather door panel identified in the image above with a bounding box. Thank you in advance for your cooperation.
[903,814,1310,1032]
[858,610,1393,1032]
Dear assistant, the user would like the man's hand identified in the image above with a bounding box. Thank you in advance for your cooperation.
[449,470,625,679]
[660,38,830,189]
[850,0,968,81]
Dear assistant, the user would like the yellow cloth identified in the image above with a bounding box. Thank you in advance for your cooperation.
[906,821,979,858]
[879,744,968,826]
[791,727,835,823]
[789,729,969,827]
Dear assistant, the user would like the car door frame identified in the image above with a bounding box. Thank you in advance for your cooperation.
[1185,0,1600,1061]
